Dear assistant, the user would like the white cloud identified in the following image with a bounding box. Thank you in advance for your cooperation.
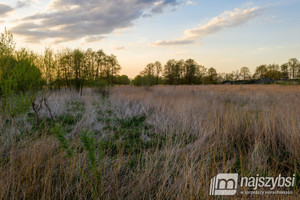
[0,2,13,16]
[114,46,125,50]
[153,6,265,46]
[186,1,196,6]
[12,0,181,43]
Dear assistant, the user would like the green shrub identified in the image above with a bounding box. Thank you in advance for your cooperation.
[52,123,73,157]
[0,55,43,118]
[80,129,97,168]
[114,75,130,85]
[0,31,43,119]
[132,75,156,86]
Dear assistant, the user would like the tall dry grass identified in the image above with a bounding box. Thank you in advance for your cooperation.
[0,85,299,199]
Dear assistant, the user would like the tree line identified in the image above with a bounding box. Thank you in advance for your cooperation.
[133,58,300,86]
[1,29,130,94]
[41,47,131,93]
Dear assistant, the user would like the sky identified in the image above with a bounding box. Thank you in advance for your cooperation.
[1,0,300,78]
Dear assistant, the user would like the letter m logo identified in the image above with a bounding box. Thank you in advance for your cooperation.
[210,173,238,195]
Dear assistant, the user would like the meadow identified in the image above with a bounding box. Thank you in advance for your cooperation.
[0,85,299,199]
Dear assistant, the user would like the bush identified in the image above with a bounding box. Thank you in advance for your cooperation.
[132,75,156,86]
[0,48,43,118]
[114,75,130,85]
[84,79,108,87]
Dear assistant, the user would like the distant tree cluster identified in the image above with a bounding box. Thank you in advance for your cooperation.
[133,58,300,86]
[0,30,129,95]
[41,47,128,93]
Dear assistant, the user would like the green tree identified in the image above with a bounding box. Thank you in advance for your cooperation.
[280,63,289,79]
[205,67,218,84]
[115,75,130,85]
[254,65,268,79]
[288,58,300,79]
[0,28,15,57]
[96,50,106,79]
[224,73,234,81]
[43,48,55,83]
[163,59,181,85]
[132,75,143,86]
[154,61,162,84]
[0,50,43,120]
[85,48,97,80]
[197,65,207,84]
[240,66,251,80]
[73,49,85,93]
[265,64,281,79]
[231,70,240,81]
[184,59,198,84]
[142,63,155,76]
[108,54,121,85]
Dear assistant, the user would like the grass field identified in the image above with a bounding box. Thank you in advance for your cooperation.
[0,85,299,199]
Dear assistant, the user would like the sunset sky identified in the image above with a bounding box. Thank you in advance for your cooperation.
[1,0,300,77]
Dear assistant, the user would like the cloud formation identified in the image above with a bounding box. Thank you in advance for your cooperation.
[114,46,125,50]
[0,2,13,16]
[16,0,35,8]
[153,7,265,46]
[12,0,181,43]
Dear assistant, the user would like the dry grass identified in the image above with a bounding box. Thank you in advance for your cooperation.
[0,85,299,199]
